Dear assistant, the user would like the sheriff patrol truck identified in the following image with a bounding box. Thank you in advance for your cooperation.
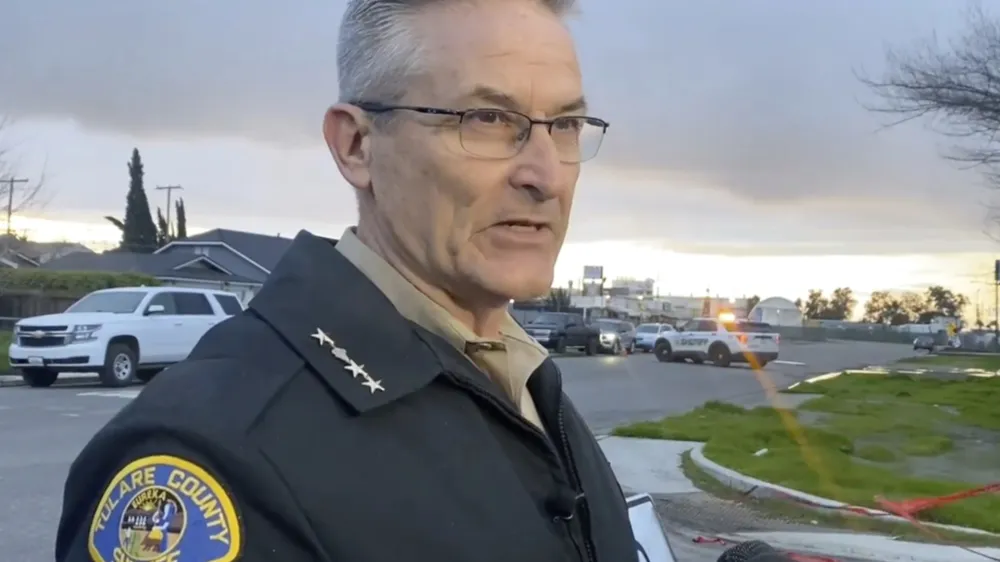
[652,318,780,368]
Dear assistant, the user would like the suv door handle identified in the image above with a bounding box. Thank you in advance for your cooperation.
[173,322,183,327]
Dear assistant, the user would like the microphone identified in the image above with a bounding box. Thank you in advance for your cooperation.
[545,489,583,520]
[717,540,794,562]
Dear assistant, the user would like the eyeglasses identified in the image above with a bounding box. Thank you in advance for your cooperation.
[352,101,609,163]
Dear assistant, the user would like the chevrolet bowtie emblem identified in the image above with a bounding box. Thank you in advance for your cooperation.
[311,328,384,393]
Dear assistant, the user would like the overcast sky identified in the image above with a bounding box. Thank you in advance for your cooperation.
[0,0,996,259]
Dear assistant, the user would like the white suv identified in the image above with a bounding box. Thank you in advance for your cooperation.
[9,286,244,388]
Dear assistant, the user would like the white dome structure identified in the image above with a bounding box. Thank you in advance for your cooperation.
[749,297,803,327]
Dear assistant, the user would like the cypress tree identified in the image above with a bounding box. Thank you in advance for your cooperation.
[121,148,158,253]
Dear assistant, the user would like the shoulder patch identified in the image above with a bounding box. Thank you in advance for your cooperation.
[87,454,241,562]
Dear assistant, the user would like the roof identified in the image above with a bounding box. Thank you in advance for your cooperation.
[0,235,93,264]
[157,228,296,272]
[41,251,259,284]
[754,296,800,310]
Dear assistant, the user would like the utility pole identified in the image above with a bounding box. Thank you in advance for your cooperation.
[156,185,183,237]
[2,177,28,236]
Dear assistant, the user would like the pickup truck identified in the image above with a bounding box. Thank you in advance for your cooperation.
[652,318,780,368]
[523,312,601,355]
[9,286,245,388]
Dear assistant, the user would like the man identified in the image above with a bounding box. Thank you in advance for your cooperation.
[56,0,632,560]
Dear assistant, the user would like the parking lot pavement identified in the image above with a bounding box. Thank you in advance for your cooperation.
[0,386,139,561]
[0,340,915,560]
[560,340,917,433]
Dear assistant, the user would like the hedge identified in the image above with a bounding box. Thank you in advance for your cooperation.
[0,269,161,296]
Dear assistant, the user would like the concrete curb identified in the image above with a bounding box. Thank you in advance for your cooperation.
[0,375,23,388]
[721,531,1000,562]
[688,443,998,537]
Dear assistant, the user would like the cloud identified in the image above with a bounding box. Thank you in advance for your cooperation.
[0,0,994,250]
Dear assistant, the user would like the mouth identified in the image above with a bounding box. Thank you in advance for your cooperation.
[495,219,549,232]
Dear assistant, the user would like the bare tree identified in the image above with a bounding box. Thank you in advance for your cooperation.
[858,6,1000,179]
[0,116,49,233]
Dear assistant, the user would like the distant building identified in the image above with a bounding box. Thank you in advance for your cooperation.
[610,277,655,297]
[41,228,296,304]
[749,297,803,326]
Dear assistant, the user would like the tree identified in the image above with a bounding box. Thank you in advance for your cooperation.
[863,290,912,325]
[745,295,761,313]
[546,288,571,311]
[825,287,857,320]
[107,193,190,250]
[155,208,170,248]
[114,149,158,253]
[0,116,48,231]
[175,197,188,239]
[925,285,969,318]
[859,7,1000,191]
[802,289,829,319]
[861,288,967,325]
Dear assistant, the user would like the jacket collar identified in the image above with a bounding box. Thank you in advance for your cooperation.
[249,230,447,413]
[249,230,564,417]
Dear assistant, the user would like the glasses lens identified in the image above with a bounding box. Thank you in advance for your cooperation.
[458,110,607,162]
[459,109,531,159]
[551,116,607,163]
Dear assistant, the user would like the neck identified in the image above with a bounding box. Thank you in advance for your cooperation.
[355,222,508,339]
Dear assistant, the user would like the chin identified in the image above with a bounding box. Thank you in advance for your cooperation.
[472,261,555,302]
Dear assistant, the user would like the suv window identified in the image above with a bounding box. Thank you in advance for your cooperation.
[532,313,569,325]
[173,292,215,315]
[214,293,243,315]
[685,320,717,332]
[636,324,658,333]
[146,292,178,315]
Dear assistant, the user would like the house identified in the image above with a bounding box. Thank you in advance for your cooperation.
[42,229,298,303]
[0,236,94,268]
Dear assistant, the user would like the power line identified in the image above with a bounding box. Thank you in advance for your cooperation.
[1,177,28,236]
[155,185,183,237]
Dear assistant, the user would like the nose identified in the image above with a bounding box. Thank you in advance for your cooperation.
[508,124,566,201]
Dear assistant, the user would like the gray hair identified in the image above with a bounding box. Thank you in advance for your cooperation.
[336,0,578,104]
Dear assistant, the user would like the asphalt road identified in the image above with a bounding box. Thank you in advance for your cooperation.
[565,339,918,433]
[0,340,915,561]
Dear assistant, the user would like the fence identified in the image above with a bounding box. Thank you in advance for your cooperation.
[773,325,919,344]
[0,290,80,332]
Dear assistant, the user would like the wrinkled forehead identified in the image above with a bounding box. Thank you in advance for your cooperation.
[412,2,584,115]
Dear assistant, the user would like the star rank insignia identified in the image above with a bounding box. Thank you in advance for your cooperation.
[311,328,385,393]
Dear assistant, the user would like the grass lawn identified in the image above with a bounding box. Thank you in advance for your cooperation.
[614,372,1000,532]
[899,354,1000,371]
[0,331,11,370]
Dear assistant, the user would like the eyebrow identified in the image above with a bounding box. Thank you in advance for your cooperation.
[466,84,588,115]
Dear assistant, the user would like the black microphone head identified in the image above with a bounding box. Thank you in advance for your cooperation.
[717,540,782,562]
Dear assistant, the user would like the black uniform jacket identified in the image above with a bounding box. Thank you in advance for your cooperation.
[55,231,636,562]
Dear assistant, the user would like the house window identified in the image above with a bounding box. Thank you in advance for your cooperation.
[194,246,210,256]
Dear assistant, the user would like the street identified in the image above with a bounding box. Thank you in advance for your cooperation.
[0,340,915,561]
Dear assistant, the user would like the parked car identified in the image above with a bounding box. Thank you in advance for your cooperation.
[8,286,245,388]
[634,323,675,352]
[913,335,935,352]
[523,312,600,355]
[593,319,636,354]
[653,318,780,368]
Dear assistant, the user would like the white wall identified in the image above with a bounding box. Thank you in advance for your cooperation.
[754,306,804,327]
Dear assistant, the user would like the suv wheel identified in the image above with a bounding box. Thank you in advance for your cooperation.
[554,337,567,354]
[101,343,137,387]
[654,341,673,362]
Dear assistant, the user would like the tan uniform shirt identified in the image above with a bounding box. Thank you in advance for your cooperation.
[335,228,549,430]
